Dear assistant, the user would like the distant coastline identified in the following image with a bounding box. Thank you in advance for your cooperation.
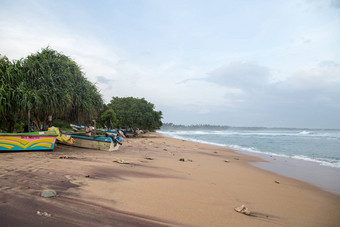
[161,123,340,131]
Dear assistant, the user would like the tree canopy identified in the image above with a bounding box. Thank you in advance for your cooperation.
[108,97,162,131]
[0,47,103,132]
[0,47,163,133]
[98,107,118,129]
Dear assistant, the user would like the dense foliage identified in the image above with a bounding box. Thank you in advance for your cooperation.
[108,97,162,131]
[1,47,163,133]
[98,107,118,129]
[0,47,103,132]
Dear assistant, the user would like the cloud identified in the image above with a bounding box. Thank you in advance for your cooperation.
[207,62,272,89]
[276,61,340,109]
[331,0,340,9]
[96,76,112,84]
[200,61,340,127]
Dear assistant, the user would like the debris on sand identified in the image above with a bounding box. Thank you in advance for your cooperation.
[59,156,69,159]
[41,190,57,198]
[37,211,51,217]
[224,160,230,163]
[178,158,193,162]
[234,157,240,160]
[275,180,280,184]
[113,160,131,164]
[234,205,251,215]
[59,156,76,159]
[145,157,154,160]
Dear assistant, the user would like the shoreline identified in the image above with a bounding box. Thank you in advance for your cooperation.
[0,132,339,226]
[244,150,340,196]
[158,131,340,196]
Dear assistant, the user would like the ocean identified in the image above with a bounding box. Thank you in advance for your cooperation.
[158,127,340,195]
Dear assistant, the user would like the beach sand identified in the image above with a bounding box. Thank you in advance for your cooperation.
[0,132,339,226]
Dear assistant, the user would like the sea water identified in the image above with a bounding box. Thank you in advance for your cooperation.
[158,128,340,195]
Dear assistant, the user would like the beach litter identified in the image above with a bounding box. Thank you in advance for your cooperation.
[145,157,154,160]
[234,204,251,215]
[179,158,185,162]
[41,190,57,198]
[113,160,131,164]
[234,157,240,160]
[36,211,51,217]
[224,160,230,163]
[275,180,280,184]
[59,156,76,159]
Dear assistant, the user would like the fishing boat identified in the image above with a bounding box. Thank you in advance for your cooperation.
[121,129,136,138]
[0,131,58,151]
[65,134,121,151]
[48,127,74,145]
[105,129,126,138]
[70,124,85,132]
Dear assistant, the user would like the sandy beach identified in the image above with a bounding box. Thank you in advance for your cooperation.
[0,132,339,226]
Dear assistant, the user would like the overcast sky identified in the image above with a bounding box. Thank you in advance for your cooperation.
[1,0,340,128]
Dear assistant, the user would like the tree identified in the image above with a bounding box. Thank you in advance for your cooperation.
[0,47,104,132]
[0,56,25,132]
[21,47,103,129]
[99,108,118,129]
[108,97,162,131]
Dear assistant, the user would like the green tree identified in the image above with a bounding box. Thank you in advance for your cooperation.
[0,56,25,132]
[0,47,104,132]
[108,97,162,131]
[99,108,118,129]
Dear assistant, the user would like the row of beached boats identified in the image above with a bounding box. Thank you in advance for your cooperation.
[0,124,138,152]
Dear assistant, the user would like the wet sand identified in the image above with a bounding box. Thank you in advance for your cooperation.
[0,132,339,226]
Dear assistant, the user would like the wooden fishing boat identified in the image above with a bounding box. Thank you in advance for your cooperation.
[65,134,121,151]
[0,131,58,151]
[121,129,136,138]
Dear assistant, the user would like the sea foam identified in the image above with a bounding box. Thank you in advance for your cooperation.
[158,128,340,169]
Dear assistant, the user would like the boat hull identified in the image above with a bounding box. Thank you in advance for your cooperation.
[0,131,57,151]
[65,135,119,151]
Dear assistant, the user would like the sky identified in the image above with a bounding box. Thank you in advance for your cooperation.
[1,0,340,129]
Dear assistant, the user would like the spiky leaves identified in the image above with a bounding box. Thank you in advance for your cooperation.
[0,47,103,132]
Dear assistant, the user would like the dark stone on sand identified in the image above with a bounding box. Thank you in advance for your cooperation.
[179,158,185,162]
[85,175,90,178]
[59,156,76,159]
[41,190,57,198]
